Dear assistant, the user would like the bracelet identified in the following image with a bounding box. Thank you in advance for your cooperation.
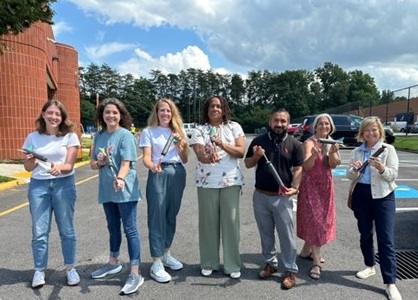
[117,177,125,182]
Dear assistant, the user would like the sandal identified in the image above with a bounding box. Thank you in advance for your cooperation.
[299,253,325,264]
[309,264,321,280]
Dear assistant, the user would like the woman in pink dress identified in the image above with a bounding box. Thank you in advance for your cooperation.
[297,113,341,279]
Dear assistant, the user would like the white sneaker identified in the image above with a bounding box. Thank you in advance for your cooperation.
[386,284,402,300]
[201,268,213,277]
[230,271,241,279]
[120,274,144,295]
[162,253,183,271]
[32,270,45,288]
[66,268,80,286]
[150,261,171,283]
[356,266,376,279]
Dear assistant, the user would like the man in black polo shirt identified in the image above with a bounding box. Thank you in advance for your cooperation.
[244,108,303,290]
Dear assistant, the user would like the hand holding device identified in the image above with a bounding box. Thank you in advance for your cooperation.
[356,145,386,172]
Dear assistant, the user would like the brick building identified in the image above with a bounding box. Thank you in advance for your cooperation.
[349,98,418,125]
[0,22,79,161]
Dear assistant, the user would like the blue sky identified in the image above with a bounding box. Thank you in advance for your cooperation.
[52,0,418,95]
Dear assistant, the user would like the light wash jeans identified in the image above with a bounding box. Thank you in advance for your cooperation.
[28,175,77,271]
[102,201,141,265]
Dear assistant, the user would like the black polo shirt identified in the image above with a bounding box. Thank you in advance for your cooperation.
[245,132,303,192]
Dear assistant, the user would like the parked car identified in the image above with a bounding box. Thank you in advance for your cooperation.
[384,121,408,133]
[410,122,418,133]
[287,123,300,135]
[295,114,395,146]
[183,123,196,138]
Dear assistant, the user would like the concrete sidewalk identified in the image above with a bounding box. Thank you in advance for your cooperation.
[0,163,30,191]
[0,161,90,191]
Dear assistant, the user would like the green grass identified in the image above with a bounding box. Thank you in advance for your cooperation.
[0,175,14,183]
[393,136,418,152]
[81,137,93,148]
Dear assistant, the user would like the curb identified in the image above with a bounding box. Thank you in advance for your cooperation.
[0,160,91,192]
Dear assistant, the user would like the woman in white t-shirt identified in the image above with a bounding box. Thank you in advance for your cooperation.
[139,98,188,284]
[22,100,80,288]
[190,95,245,279]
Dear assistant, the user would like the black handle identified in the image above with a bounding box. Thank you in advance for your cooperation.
[356,145,386,172]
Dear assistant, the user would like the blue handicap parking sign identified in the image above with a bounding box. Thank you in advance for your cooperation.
[395,185,418,199]
[332,168,346,176]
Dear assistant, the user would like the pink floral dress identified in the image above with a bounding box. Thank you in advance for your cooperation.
[296,138,336,247]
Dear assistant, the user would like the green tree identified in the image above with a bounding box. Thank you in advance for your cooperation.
[348,70,380,109]
[0,0,56,54]
[380,89,395,105]
[269,70,314,119]
[315,62,350,110]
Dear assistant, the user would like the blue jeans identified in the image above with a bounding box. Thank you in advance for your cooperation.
[146,163,186,258]
[102,201,141,265]
[28,175,77,271]
[352,183,397,284]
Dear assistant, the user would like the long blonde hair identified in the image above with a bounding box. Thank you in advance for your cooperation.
[147,98,188,153]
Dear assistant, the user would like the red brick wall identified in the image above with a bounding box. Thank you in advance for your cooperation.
[0,22,79,161]
[349,98,418,124]
[55,43,80,133]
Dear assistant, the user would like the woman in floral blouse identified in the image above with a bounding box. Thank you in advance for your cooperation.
[190,95,245,279]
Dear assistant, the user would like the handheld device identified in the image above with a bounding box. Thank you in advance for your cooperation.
[318,138,344,145]
[356,145,386,172]
[19,148,48,162]
[161,135,176,156]
[262,152,286,193]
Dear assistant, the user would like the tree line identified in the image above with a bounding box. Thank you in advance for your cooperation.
[79,62,400,133]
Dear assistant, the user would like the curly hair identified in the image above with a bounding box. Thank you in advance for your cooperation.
[147,98,188,153]
[202,96,231,124]
[95,98,133,130]
[35,99,75,136]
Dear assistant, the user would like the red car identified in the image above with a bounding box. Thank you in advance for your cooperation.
[287,123,300,135]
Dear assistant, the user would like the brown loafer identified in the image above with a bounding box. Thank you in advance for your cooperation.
[259,264,278,279]
[281,271,296,289]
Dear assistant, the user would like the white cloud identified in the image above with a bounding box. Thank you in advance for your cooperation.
[85,42,137,62]
[119,45,211,78]
[66,0,418,90]
[52,21,73,37]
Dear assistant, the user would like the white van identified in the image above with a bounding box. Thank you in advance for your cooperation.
[386,121,407,132]
[183,123,196,138]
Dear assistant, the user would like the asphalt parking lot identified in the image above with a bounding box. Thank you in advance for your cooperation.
[0,136,417,300]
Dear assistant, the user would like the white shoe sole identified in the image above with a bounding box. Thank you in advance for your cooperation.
[163,262,183,271]
[32,280,45,288]
[355,269,376,279]
[201,269,213,277]
[150,272,171,283]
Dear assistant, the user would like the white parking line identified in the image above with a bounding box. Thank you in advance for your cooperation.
[396,207,418,212]
[339,178,418,181]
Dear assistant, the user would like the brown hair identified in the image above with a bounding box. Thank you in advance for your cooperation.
[95,98,133,130]
[35,99,75,136]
